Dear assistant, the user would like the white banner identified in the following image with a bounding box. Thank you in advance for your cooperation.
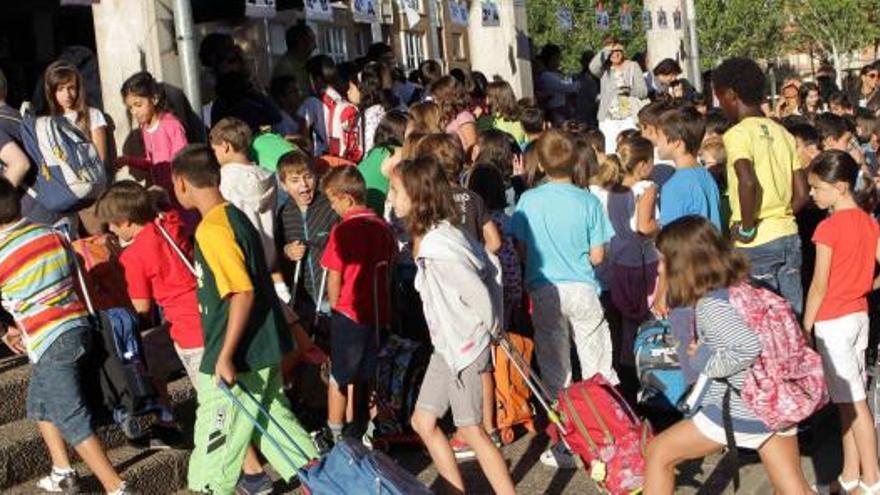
[449,1,469,26]
[556,7,573,32]
[353,0,378,23]
[245,0,277,18]
[481,1,500,27]
[399,0,421,29]
[305,0,333,21]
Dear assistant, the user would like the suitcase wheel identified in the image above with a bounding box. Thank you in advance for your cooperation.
[500,427,516,445]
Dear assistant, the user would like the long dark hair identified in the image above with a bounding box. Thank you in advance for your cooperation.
[431,75,470,128]
[809,149,878,212]
[44,61,89,133]
[373,110,408,150]
[121,71,169,113]
[394,156,458,238]
[359,61,398,111]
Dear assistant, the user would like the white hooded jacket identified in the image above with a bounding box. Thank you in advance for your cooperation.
[415,221,503,373]
[220,162,278,270]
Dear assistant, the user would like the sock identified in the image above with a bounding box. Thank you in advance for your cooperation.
[242,472,267,483]
[327,421,343,440]
[108,482,127,495]
[52,466,74,477]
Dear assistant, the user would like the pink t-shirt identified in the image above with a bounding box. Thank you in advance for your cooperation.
[142,112,188,192]
[445,110,475,147]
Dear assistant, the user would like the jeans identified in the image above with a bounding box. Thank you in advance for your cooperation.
[529,283,619,401]
[738,234,803,317]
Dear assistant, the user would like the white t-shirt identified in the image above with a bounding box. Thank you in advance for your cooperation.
[629,180,659,232]
[64,107,106,131]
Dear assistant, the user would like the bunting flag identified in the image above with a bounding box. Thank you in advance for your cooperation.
[481,0,501,27]
[245,0,276,18]
[353,0,378,23]
[305,0,332,21]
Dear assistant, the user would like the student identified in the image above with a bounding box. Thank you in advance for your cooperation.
[856,110,880,173]
[0,69,29,188]
[655,105,722,229]
[388,157,515,495]
[584,128,608,166]
[172,145,318,494]
[276,151,339,321]
[511,129,617,468]
[478,81,527,148]
[319,166,397,445]
[209,117,283,298]
[637,99,677,188]
[43,61,109,164]
[358,61,399,153]
[815,113,865,165]
[358,110,407,216]
[607,136,659,372]
[298,55,362,161]
[0,177,129,494]
[519,104,546,150]
[714,57,809,316]
[644,216,813,495]
[433,76,478,152]
[803,151,880,495]
[406,101,443,136]
[269,75,302,137]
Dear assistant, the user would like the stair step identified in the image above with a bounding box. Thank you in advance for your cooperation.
[6,445,190,494]
[0,357,32,426]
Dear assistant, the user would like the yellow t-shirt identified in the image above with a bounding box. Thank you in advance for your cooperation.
[723,117,801,247]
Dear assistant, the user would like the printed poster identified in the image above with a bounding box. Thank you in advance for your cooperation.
[449,1,469,26]
[245,0,276,18]
[353,0,378,23]
[482,0,501,27]
[642,9,652,31]
[657,7,668,29]
[400,0,421,29]
[557,7,573,32]
[596,2,610,31]
[673,7,683,30]
[305,0,332,21]
[620,3,633,32]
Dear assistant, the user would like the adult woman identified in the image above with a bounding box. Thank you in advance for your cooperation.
[776,79,802,118]
[432,75,478,152]
[590,39,648,153]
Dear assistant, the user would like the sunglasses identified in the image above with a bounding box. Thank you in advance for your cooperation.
[867,72,879,79]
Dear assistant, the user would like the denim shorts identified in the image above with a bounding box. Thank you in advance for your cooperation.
[329,311,378,387]
[27,326,95,446]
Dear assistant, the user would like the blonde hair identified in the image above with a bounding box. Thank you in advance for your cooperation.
[699,136,726,167]
[592,154,621,188]
[408,101,443,134]
[617,136,654,180]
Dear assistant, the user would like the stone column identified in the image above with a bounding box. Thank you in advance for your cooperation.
[643,0,688,76]
[467,0,533,98]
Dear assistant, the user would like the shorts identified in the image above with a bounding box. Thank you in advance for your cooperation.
[27,326,95,446]
[141,325,184,382]
[815,312,869,403]
[175,345,204,390]
[416,348,490,427]
[329,311,378,387]
[692,411,797,450]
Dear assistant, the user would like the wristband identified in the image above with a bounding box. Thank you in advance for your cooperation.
[737,225,757,238]
[274,281,292,305]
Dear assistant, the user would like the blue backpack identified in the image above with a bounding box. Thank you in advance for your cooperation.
[13,112,106,214]
[634,320,688,411]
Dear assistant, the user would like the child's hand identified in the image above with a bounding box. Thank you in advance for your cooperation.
[652,297,669,319]
[686,341,700,357]
[1,324,25,355]
[215,357,237,386]
[285,241,307,262]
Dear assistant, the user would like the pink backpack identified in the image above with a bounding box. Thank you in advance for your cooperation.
[728,283,829,430]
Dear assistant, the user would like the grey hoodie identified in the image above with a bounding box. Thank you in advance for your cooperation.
[415,222,503,373]
[220,162,278,270]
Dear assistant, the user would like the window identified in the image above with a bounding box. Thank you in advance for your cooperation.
[321,26,348,64]
[402,31,425,71]
[436,27,445,60]
[354,26,372,58]
[452,33,464,60]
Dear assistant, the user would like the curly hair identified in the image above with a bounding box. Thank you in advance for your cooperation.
[431,75,470,128]
[393,156,458,238]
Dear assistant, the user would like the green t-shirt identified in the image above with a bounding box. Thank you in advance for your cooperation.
[194,203,292,374]
[358,146,393,216]
[476,115,527,148]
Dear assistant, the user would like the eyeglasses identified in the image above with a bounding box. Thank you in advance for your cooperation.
[867,72,879,79]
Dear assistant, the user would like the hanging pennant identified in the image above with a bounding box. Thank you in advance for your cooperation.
[673,7,683,30]
[482,0,501,27]
[246,0,276,18]
[620,3,633,32]
[399,0,420,29]
[305,0,332,21]
[596,2,610,31]
[642,9,652,31]
[556,7,573,32]
[657,7,668,29]
[353,0,377,23]
[450,1,469,26]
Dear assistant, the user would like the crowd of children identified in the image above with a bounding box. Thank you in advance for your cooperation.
[5,29,880,494]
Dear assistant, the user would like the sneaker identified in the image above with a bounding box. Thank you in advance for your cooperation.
[311,427,336,456]
[109,482,133,495]
[36,470,80,493]
[235,472,273,495]
[450,436,476,460]
[488,430,503,448]
[539,442,579,470]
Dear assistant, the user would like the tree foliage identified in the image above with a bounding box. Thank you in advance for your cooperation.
[526,0,647,74]
[694,0,787,70]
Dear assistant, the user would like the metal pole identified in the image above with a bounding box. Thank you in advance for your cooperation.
[172,0,202,116]
[683,0,702,92]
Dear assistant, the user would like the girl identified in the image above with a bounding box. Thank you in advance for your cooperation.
[44,61,109,164]
[799,81,824,116]
[607,136,659,373]
[388,157,515,495]
[358,61,399,152]
[407,101,443,136]
[478,81,526,147]
[644,216,813,495]
[804,150,880,494]
[358,110,407,215]
[432,75,478,152]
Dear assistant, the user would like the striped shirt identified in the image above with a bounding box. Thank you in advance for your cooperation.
[688,289,767,433]
[0,220,89,362]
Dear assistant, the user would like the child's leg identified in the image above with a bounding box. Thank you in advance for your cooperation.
[757,433,814,494]
[841,401,880,485]
[412,353,462,491]
[566,284,618,385]
[481,371,496,434]
[529,285,573,399]
[327,382,347,437]
[644,419,723,495]
[72,434,125,492]
[36,421,72,470]
[839,403,862,484]
[458,425,514,495]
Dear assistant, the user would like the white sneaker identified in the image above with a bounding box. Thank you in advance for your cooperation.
[36,470,80,493]
[108,481,133,495]
[540,443,579,470]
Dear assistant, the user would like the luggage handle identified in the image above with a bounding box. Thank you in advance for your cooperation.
[217,381,315,474]
[292,260,302,306]
[373,260,390,348]
[576,385,614,445]
[562,390,601,459]
[315,268,329,327]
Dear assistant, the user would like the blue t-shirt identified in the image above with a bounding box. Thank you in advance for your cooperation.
[511,182,614,291]
[658,167,722,229]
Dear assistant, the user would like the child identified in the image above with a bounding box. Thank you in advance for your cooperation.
[44,61,109,164]
[0,177,129,494]
[511,129,617,469]
[172,144,318,494]
[276,151,339,320]
[319,166,397,444]
[714,57,808,316]
[637,99,677,188]
[644,216,813,495]
[297,55,362,162]
[519,104,546,150]
[209,117,288,304]
[607,136,659,373]
[358,111,408,216]
[388,157,515,495]
[655,105,722,229]
[804,150,880,494]
[478,81,527,147]
[584,128,607,166]
[406,101,443,136]
[857,110,880,173]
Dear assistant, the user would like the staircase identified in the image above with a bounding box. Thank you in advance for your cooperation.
[0,354,195,494]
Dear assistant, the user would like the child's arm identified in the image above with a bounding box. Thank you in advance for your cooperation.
[803,244,832,336]
[697,298,762,378]
[636,185,659,236]
[130,298,155,327]
[326,269,342,308]
[589,245,605,266]
[216,290,255,385]
[791,169,810,214]
[731,158,759,243]
[481,219,502,254]
[873,237,880,290]
[0,141,30,187]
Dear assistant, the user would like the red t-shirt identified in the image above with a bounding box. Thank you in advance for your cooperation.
[813,208,880,322]
[120,211,204,349]
[320,207,397,325]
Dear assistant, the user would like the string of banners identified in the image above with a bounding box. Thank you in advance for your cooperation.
[556,2,684,33]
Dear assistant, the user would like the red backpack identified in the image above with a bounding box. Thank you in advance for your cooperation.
[728,283,829,430]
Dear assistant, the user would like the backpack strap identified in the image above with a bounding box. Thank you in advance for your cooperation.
[720,378,741,491]
[561,389,601,459]
[154,214,197,277]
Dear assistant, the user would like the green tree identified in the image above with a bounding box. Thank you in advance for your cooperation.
[694,0,787,70]
[526,0,647,74]
[787,0,880,86]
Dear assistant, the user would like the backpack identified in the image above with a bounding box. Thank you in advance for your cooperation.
[321,89,363,163]
[728,283,829,430]
[18,113,106,214]
[251,130,296,172]
[71,234,133,312]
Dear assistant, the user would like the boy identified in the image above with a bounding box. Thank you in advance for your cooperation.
[276,150,339,321]
[655,105,722,229]
[0,177,129,494]
[713,57,808,316]
[510,129,616,469]
[637,99,677,188]
[519,104,546,150]
[172,144,318,494]
[319,166,397,445]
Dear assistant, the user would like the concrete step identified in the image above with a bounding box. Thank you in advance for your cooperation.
[0,376,196,489]
[6,444,190,494]
[0,356,33,426]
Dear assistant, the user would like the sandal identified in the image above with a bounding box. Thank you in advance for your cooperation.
[836,476,860,494]
[860,480,880,495]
